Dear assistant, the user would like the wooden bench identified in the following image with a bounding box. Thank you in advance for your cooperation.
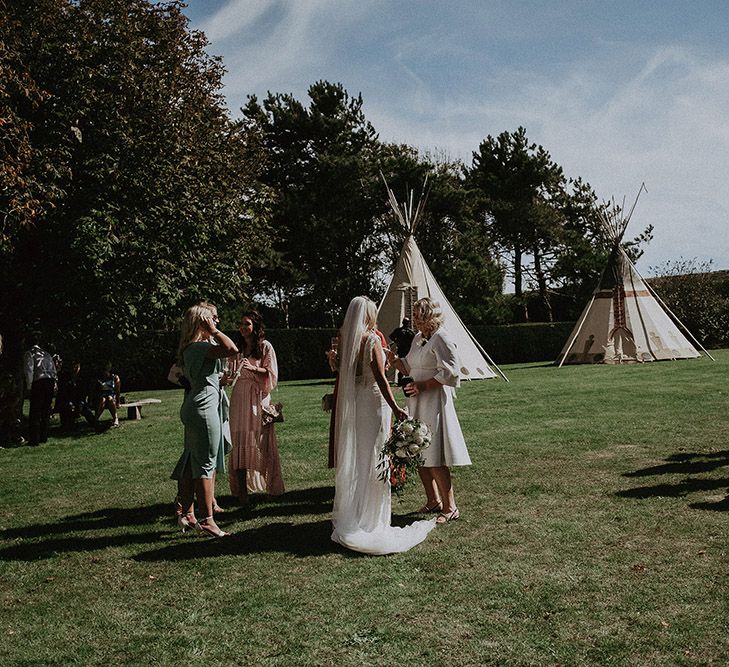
[121,398,162,420]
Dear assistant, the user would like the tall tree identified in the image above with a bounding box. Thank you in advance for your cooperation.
[243,81,386,326]
[1,0,271,351]
[465,127,565,321]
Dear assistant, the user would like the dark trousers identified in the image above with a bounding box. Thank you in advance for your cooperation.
[28,377,55,445]
[59,401,96,431]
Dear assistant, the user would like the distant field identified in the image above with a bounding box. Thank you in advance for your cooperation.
[1,351,728,666]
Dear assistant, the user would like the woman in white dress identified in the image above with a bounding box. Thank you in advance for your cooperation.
[331,296,436,555]
[387,297,470,524]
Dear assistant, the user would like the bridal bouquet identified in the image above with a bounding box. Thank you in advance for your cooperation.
[377,417,431,498]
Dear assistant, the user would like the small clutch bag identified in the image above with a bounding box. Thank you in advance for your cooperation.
[261,402,284,426]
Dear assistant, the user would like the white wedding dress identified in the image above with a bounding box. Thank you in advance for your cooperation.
[331,331,435,555]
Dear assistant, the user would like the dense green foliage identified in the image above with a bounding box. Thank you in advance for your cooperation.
[465,128,654,323]
[1,0,271,350]
[242,89,505,328]
[1,353,728,665]
[242,82,385,327]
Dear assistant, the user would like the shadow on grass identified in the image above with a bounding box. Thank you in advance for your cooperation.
[134,510,430,561]
[134,518,337,560]
[0,486,338,561]
[623,450,729,477]
[618,450,729,511]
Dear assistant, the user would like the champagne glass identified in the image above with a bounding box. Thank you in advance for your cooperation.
[226,358,239,377]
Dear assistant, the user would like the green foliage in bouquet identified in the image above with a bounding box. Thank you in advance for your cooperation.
[377,417,431,499]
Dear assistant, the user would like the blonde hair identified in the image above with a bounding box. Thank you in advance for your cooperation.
[413,297,444,334]
[197,301,217,315]
[363,297,377,330]
[177,303,215,364]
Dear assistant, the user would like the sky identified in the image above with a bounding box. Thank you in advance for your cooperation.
[184,0,729,274]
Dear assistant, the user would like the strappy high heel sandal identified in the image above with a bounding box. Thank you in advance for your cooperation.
[212,499,225,514]
[177,511,197,533]
[436,508,460,524]
[417,501,443,514]
[195,516,229,538]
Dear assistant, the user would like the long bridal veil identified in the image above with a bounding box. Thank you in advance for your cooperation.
[331,296,435,555]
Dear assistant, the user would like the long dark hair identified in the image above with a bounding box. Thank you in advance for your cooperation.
[237,310,266,359]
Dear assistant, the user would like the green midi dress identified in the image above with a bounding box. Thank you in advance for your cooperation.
[171,341,230,480]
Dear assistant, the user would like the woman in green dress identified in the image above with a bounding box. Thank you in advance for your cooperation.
[171,304,238,537]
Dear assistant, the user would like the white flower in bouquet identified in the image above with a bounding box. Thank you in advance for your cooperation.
[378,416,433,499]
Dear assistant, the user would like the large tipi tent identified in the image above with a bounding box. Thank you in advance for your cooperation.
[557,187,711,366]
[378,177,507,381]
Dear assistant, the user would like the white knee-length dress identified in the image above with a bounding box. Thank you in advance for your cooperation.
[402,329,471,467]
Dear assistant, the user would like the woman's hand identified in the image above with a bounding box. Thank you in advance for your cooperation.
[326,349,338,372]
[240,358,258,373]
[393,406,408,422]
[201,315,218,335]
[405,378,439,396]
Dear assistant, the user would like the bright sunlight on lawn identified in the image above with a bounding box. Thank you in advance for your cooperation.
[2,352,728,666]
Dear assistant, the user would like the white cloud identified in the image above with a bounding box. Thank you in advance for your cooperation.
[199,0,270,43]
[367,43,729,270]
[204,0,380,103]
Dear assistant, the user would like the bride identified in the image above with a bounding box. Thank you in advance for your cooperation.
[330,296,435,555]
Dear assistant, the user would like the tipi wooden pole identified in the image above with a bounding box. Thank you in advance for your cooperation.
[469,332,510,382]
[557,292,597,368]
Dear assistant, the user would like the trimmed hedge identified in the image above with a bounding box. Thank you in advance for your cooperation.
[265,328,337,382]
[266,323,577,381]
[58,322,574,391]
[468,322,576,365]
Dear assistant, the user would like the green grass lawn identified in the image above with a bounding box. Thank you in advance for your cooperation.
[2,352,728,666]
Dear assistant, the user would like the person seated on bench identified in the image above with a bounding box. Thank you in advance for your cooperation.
[94,361,121,428]
[56,360,96,431]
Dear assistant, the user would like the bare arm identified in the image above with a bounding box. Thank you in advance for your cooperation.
[206,331,238,359]
[384,348,407,374]
[370,339,407,421]
[200,316,238,359]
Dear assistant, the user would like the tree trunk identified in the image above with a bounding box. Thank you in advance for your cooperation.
[533,247,553,322]
[514,246,523,297]
[277,287,290,329]
[513,246,529,322]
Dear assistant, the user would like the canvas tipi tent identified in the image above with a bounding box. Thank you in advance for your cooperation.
[557,187,712,365]
[378,177,507,381]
